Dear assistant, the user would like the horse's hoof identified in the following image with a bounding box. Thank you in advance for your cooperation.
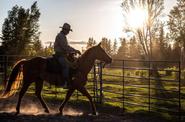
[14,112,19,116]
[58,112,63,116]
[58,108,63,115]
[93,111,98,116]
[44,109,50,113]
[59,107,63,112]
[88,112,98,116]
[59,111,63,115]
[58,110,63,115]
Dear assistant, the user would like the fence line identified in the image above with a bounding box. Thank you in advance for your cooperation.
[97,59,183,120]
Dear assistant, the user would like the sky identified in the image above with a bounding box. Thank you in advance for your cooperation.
[0,0,177,50]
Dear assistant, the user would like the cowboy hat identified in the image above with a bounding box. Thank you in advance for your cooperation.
[59,23,73,31]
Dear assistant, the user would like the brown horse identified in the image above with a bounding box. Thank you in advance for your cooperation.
[1,43,112,115]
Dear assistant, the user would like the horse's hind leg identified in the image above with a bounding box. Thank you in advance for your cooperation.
[59,88,75,115]
[15,81,31,115]
[35,80,49,113]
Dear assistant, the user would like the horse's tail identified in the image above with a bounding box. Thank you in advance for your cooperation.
[1,59,26,98]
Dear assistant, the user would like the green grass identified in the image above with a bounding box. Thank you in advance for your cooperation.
[89,67,185,120]
[1,66,185,121]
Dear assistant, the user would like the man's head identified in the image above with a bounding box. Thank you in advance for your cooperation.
[60,23,72,35]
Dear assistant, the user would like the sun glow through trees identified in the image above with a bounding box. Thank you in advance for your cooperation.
[126,8,148,29]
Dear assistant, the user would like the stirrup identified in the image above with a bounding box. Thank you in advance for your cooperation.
[63,82,69,89]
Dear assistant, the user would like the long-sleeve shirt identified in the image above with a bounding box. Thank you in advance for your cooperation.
[54,32,76,55]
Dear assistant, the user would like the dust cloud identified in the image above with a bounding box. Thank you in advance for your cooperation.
[0,96,83,116]
[1,103,83,116]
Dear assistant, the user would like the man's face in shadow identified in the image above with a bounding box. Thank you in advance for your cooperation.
[62,28,70,35]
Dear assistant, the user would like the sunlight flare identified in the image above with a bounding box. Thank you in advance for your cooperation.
[126,8,148,29]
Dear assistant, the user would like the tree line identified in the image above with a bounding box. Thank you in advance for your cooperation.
[0,0,185,66]
[86,0,185,67]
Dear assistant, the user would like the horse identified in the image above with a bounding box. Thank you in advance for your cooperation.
[1,42,112,115]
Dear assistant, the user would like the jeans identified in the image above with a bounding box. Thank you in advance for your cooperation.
[58,56,69,79]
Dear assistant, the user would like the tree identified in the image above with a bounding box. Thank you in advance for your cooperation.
[1,6,20,55]
[167,0,185,65]
[116,38,128,59]
[112,39,118,56]
[1,2,41,55]
[156,23,172,61]
[122,0,164,60]
[86,37,96,49]
[42,42,54,56]
[172,42,181,61]
[101,38,112,56]
[25,37,43,56]
[128,36,142,59]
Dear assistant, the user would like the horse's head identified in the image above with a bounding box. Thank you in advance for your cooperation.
[92,42,112,64]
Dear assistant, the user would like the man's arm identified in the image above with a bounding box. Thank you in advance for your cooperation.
[56,33,78,53]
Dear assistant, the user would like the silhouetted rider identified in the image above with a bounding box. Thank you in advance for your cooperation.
[54,23,81,88]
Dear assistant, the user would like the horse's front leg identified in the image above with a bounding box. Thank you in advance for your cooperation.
[77,86,97,115]
[59,88,75,115]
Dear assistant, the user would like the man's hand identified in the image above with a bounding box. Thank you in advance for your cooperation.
[75,50,81,55]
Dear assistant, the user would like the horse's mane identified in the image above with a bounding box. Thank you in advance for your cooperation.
[79,46,95,59]
[76,46,96,65]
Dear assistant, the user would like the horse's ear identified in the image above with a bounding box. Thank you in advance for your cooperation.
[97,42,101,47]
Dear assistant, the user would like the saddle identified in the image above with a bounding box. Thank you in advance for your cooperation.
[46,56,61,73]
[46,53,78,74]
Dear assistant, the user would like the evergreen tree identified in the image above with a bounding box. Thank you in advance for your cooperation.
[43,42,54,56]
[1,2,41,55]
[157,23,171,61]
[116,38,128,59]
[172,42,181,61]
[128,36,142,59]
[1,6,19,55]
[168,0,185,64]
[101,38,112,56]
[112,39,118,56]
[25,36,43,56]
[86,37,96,49]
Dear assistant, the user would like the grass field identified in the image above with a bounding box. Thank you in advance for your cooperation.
[98,67,185,120]
[0,65,185,121]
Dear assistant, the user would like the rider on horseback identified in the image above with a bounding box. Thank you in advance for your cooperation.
[54,23,81,88]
